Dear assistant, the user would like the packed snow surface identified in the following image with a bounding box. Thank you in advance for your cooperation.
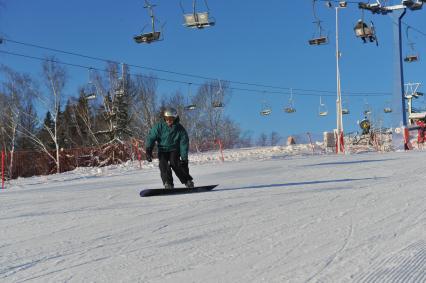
[1,146,425,282]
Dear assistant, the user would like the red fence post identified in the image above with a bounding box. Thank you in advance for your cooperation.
[404,127,413,150]
[136,140,142,169]
[216,139,224,162]
[2,149,5,190]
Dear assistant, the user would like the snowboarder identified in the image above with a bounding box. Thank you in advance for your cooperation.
[145,107,194,189]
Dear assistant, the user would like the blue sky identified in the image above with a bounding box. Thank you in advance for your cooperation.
[1,0,426,140]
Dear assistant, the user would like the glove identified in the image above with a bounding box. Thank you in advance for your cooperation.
[180,159,188,167]
[146,148,153,162]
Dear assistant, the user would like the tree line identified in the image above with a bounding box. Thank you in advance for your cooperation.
[1,58,276,172]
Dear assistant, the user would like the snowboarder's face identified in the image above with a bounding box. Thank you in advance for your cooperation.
[164,116,175,127]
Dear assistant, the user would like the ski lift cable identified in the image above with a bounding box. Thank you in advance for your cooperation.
[0,49,395,101]
[402,22,426,37]
[0,46,392,96]
[0,33,404,94]
[0,36,398,95]
[0,51,392,99]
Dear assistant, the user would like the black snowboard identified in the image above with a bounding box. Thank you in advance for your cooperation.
[140,185,218,197]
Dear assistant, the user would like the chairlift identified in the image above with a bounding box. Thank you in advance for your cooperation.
[134,0,163,44]
[308,0,328,46]
[180,0,215,29]
[184,83,197,110]
[284,89,296,113]
[212,101,224,108]
[384,101,392,113]
[403,0,424,11]
[318,96,328,116]
[84,68,97,100]
[354,19,378,46]
[363,100,372,115]
[354,6,379,46]
[358,2,386,14]
[342,99,350,115]
[404,27,419,63]
[212,79,224,108]
[114,77,125,96]
[260,101,272,116]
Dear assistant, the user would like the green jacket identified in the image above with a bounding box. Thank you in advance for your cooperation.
[145,117,190,160]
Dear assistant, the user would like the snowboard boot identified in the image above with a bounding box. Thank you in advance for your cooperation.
[164,182,174,189]
[185,180,194,188]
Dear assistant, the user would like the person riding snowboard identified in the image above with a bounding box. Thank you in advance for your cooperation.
[145,107,194,189]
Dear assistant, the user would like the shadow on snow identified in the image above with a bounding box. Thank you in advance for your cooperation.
[303,159,395,167]
[218,177,385,193]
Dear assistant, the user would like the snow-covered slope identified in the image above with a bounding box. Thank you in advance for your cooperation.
[1,147,425,282]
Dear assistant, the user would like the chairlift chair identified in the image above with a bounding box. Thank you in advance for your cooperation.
[84,91,96,100]
[84,68,97,100]
[115,88,125,96]
[284,107,296,113]
[260,104,272,116]
[404,27,420,63]
[318,96,328,116]
[384,101,392,113]
[260,95,272,116]
[212,101,224,108]
[284,89,296,113]
[341,99,350,115]
[181,0,215,29]
[184,82,197,111]
[402,0,424,10]
[134,0,163,44]
[404,54,419,63]
[114,77,125,96]
[185,104,197,110]
[354,19,378,46]
[358,2,386,15]
[309,0,328,46]
[363,100,372,116]
[384,107,392,113]
[260,109,272,116]
[212,79,224,108]
[134,31,161,44]
[309,37,328,46]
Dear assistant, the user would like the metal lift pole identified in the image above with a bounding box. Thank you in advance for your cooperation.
[391,9,408,150]
[335,5,345,153]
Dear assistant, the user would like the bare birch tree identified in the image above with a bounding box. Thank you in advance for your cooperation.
[0,65,38,177]
[131,74,158,139]
[14,58,68,174]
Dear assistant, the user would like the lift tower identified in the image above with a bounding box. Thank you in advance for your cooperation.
[358,0,424,150]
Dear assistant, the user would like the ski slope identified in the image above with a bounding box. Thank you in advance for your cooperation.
[1,146,425,282]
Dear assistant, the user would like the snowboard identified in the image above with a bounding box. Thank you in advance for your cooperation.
[140,184,218,197]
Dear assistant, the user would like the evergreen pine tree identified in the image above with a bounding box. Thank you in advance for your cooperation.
[38,111,55,150]
[17,103,38,150]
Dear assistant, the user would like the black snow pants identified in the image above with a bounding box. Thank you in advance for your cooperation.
[158,150,192,186]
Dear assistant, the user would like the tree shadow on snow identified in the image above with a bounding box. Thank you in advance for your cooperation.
[218,177,385,193]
